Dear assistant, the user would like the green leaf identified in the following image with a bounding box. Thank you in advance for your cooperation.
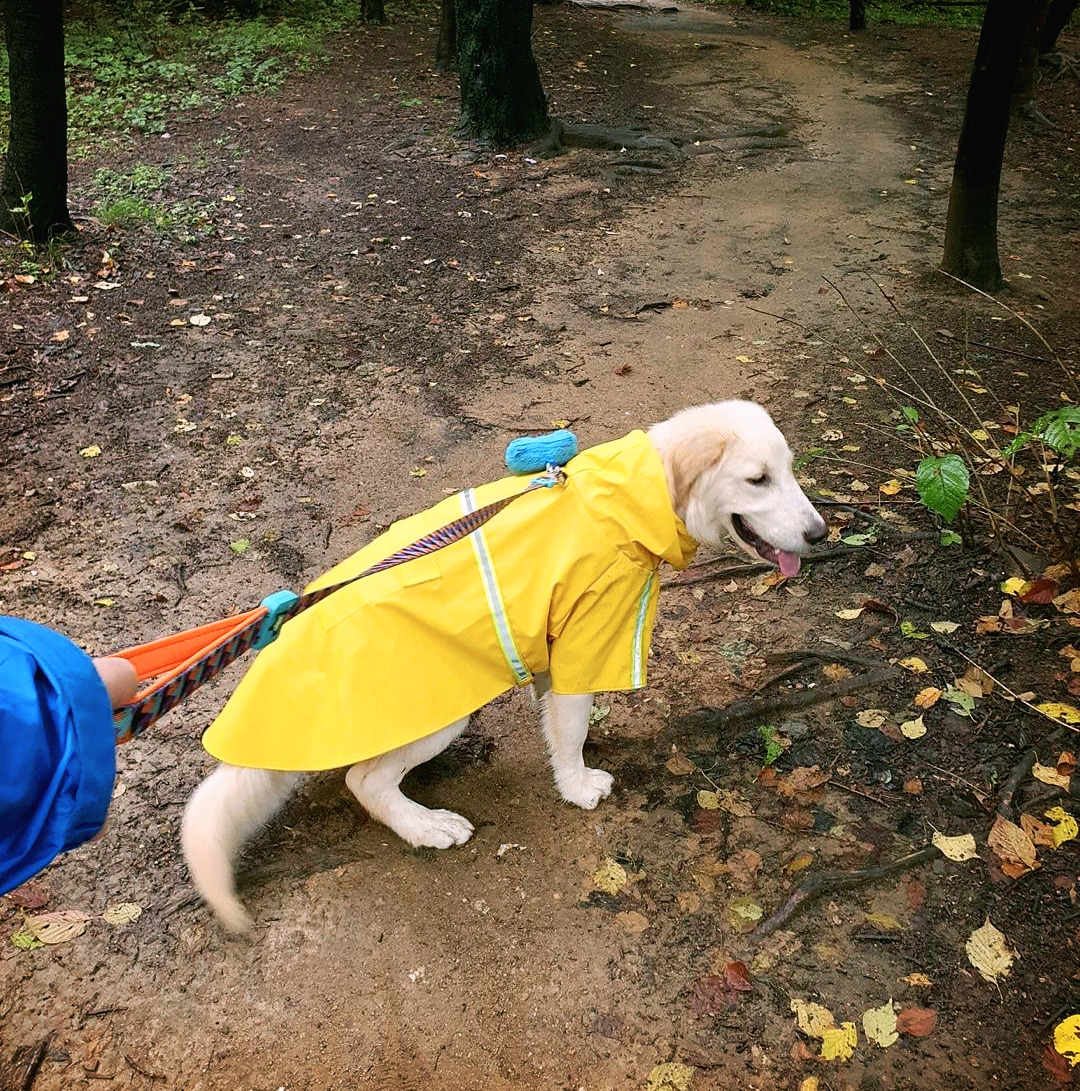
[229,539,250,555]
[900,620,930,640]
[916,454,969,522]
[841,532,877,547]
[757,724,783,766]
[1034,406,1080,459]
[11,929,44,950]
[901,406,920,423]
[940,530,962,547]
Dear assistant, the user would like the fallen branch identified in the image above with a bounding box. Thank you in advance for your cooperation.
[755,845,942,938]
[689,667,899,729]
[996,727,1066,822]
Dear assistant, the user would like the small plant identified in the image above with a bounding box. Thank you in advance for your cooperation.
[757,724,784,766]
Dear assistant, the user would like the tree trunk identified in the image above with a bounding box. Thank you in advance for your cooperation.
[436,0,457,73]
[454,0,550,147]
[849,0,866,32]
[1012,0,1051,121]
[0,0,74,242]
[941,0,1035,291]
[361,0,385,25]
[1040,0,1079,53]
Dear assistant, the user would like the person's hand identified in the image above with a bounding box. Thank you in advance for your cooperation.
[92,657,138,709]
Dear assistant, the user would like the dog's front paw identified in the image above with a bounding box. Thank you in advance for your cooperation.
[559,767,614,810]
[397,807,475,849]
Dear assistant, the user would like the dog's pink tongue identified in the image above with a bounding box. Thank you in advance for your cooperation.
[777,551,801,578]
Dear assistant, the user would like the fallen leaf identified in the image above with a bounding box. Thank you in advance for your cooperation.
[592,858,628,895]
[821,1022,858,1061]
[102,902,143,927]
[645,1062,694,1091]
[898,657,929,674]
[24,909,91,944]
[932,831,977,861]
[856,708,889,729]
[615,910,649,934]
[900,716,927,739]
[725,848,763,887]
[989,815,1038,869]
[51,329,70,342]
[862,999,899,1047]
[930,620,960,634]
[1036,702,1080,725]
[677,891,701,914]
[728,895,763,932]
[903,778,923,795]
[896,1007,938,1037]
[697,790,720,810]
[900,972,934,987]
[822,662,852,682]
[1001,577,1030,596]
[665,753,696,776]
[1054,1015,1080,1067]
[791,999,836,1037]
[835,607,864,620]
[966,918,1017,983]
[942,686,976,716]
[1044,806,1079,847]
[1019,578,1060,604]
[229,539,251,555]
[784,852,814,873]
[189,313,212,326]
[79,444,102,458]
[716,790,753,817]
[914,687,943,709]
[4,881,49,911]
[1034,763,1071,789]
[10,929,44,950]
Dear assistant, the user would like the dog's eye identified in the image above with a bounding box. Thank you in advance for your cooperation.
[747,473,770,486]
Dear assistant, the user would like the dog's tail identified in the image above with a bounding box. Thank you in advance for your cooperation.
[181,764,301,933]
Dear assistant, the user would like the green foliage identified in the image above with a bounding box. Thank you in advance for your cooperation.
[713,0,986,28]
[915,453,970,523]
[757,724,784,767]
[84,165,217,241]
[56,2,360,150]
[1003,406,1080,461]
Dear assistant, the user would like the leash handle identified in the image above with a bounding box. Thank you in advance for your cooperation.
[110,467,565,742]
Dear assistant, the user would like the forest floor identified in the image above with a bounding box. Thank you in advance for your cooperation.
[2,3,1080,1089]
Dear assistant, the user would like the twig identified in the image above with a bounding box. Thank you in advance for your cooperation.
[690,667,899,729]
[20,1036,50,1091]
[996,728,1065,822]
[828,779,896,808]
[766,648,895,672]
[755,845,943,937]
[934,329,1050,364]
[123,1054,164,1082]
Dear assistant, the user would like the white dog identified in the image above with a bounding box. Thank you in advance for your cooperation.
[181,401,826,932]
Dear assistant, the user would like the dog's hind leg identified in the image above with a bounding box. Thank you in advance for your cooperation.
[344,718,474,849]
[181,765,302,933]
[538,688,614,809]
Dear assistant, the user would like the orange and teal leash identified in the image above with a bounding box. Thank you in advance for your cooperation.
[110,450,573,744]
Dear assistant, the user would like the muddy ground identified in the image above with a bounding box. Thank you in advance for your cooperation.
[2,2,1080,1089]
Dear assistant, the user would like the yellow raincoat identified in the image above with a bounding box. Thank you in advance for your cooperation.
[201,429,697,771]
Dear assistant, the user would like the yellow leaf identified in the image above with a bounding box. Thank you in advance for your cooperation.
[914,687,943,709]
[864,912,902,932]
[969,428,990,441]
[1035,702,1080,724]
[799,1079,820,1091]
[1000,577,1030,596]
[932,831,977,861]
[1033,763,1070,789]
[879,479,904,495]
[646,1062,695,1091]
[51,329,70,342]
[1044,806,1079,847]
[551,419,570,429]
[697,790,720,810]
[93,597,116,607]
[821,1022,858,1061]
[79,445,102,458]
[791,999,836,1038]
[1054,1015,1080,1067]
[902,972,934,987]
[898,657,929,673]
[409,467,427,477]
[862,1000,899,1047]
[965,918,1016,983]
[592,858,628,895]
[102,902,143,926]
[735,354,753,363]
[835,607,864,620]
[900,715,927,739]
[856,708,888,728]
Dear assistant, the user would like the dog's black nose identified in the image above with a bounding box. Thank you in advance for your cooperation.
[804,520,828,545]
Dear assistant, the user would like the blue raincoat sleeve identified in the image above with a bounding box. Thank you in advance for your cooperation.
[0,616,116,894]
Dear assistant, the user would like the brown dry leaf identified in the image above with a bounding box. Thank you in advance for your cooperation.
[791,998,836,1037]
[988,815,1038,869]
[896,1007,938,1037]
[823,662,853,682]
[725,849,763,888]
[1021,813,1057,848]
[932,831,977,862]
[665,752,697,776]
[24,909,92,944]
[958,666,995,697]
[856,708,889,729]
[914,687,943,709]
[1059,751,1078,776]
[1018,578,1060,604]
[966,918,1017,983]
[677,891,702,914]
[778,766,830,801]
[1034,763,1071,790]
[901,972,934,987]
[1054,588,1080,615]
[716,790,753,817]
[615,911,649,935]
[903,778,924,795]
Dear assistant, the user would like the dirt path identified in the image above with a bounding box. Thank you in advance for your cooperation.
[3,6,1077,1090]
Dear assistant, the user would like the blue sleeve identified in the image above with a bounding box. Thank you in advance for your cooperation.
[0,617,116,894]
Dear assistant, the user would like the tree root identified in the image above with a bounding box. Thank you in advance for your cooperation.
[755,845,943,938]
[688,667,899,730]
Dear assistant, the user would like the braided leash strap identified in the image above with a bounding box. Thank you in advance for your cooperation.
[113,467,564,742]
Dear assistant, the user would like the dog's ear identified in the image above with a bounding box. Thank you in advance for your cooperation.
[662,431,728,512]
